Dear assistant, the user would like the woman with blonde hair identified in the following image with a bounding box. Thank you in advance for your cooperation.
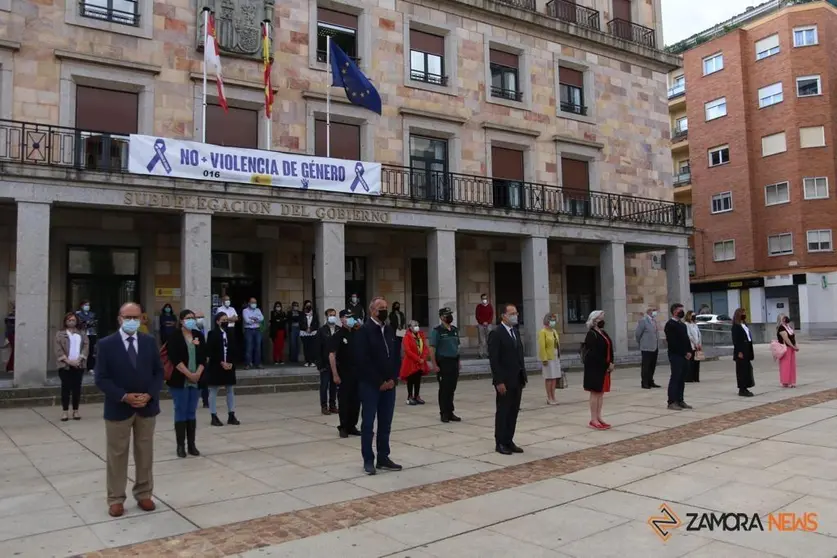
[776,313,799,387]
[582,310,613,429]
[537,313,561,405]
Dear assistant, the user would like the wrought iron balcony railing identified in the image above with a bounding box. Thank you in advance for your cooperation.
[495,0,537,11]
[0,119,687,229]
[410,70,449,87]
[672,128,688,142]
[491,86,524,102]
[546,0,601,31]
[668,83,686,99]
[607,18,656,49]
[80,0,139,27]
[560,102,588,116]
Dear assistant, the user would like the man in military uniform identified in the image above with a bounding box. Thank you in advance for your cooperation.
[429,307,462,423]
[329,309,361,438]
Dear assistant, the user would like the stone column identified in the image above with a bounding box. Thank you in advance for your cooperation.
[427,229,456,325]
[665,246,690,313]
[315,221,345,315]
[14,202,50,387]
[521,236,550,358]
[181,212,212,319]
[600,242,628,355]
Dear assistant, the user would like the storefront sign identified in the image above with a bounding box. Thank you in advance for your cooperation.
[155,287,181,297]
[128,135,382,195]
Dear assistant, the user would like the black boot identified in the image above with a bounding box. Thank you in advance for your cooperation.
[210,414,224,427]
[227,412,240,425]
[186,420,200,456]
[175,421,187,458]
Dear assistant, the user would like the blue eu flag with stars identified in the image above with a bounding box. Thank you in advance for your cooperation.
[329,41,382,115]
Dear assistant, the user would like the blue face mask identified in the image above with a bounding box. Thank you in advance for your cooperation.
[250,303,257,309]
[328,315,338,325]
[121,319,140,334]
[164,307,172,314]
[346,317,356,328]
[82,305,90,312]
[184,318,197,330]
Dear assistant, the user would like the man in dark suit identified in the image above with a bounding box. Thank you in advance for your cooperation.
[488,303,527,455]
[94,302,164,518]
[663,302,693,411]
[354,296,402,475]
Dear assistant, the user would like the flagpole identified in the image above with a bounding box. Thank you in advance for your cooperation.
[264,21,272,151]
[202,8,209,144]
[326,34,331,158]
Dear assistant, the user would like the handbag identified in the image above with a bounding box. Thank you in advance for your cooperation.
[694,350,705,361]
[770,340,787,361]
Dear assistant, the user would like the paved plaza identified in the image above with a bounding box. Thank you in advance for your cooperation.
[0,344,835,557]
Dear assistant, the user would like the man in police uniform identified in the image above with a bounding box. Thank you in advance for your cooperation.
[429,307,462,423]
[329,309,361,438]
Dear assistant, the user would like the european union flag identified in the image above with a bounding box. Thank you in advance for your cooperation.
[329,41,382,115]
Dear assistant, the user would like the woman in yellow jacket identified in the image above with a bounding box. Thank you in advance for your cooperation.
[537,313,562,405]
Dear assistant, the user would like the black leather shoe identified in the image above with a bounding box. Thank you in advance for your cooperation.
[510,444,524,453]
[449,414,462,422]
[227,412,240,426]
[376,458,403,471]
[641,384,651,389]
[348,427,361,436]
[210,414,224,427]
[495,445,513,455]
[440,415,450,423]
[364,461,376,475]
[678,402,694,409]
[650,383,662,388]
[739,390,754,397]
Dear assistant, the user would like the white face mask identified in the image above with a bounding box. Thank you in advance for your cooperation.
[223,300,230,308]
[481,299,488,305]
[412,325,420,333]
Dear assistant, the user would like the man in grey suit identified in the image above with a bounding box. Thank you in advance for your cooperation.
[635,307,661,389]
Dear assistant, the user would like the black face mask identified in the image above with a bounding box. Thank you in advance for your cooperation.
[597,320,605,329]
[676,310,685,319]
[740,315,747,322]
[377,309,388,322]
[393,305,400,311]
[783,317,790,324]
[442,314,453,324]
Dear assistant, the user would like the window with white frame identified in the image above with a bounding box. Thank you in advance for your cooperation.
[703,53,724,75]
[761,132,787,157]
[803,176,829,199]
[793,26,818,47]
[705,97,727,121]
[758,82,783,108]
[711,191,733,214]
[755,34,780,60]
[713,240,735,262]
[768,233,793,256]
[797,75,821,97]
[800,126,825,148]
[765,181,790,206]
[807,229,832,252]
[708,145,730,167]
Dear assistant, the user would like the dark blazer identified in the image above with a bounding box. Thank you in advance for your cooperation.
[316,323,338,370]
[487,324,527,389]
[269,310,287,338]
[94,331,164,421]
[583,328,613,392]
[165,328,207,388]
[664,319,691,357]
[353,318,397,385]
[205,328,236,386]
[732,323,755,361]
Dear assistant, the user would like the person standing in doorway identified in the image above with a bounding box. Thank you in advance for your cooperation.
[400,320,429,405]
[288,301,302,364]
[300,300,319,367]
[488,303,527,455]
[777,313,799,388]
[732,308,756,397]
[389,302,406,371]
[348,293,365,323]
[55,312,89,421]
[94,302,163,518]
[316,308,339,414]
[664,303,693,410]
[5,303,14,373]
[475,294,494,359]
[76,300,98,373]
[354,296,401,475]
[158,304,178,346]
[269,302,287,365]
[215,295,239,361]
[166,309,206,458]
[635,307,661,389]
[330,310,361,438]
[242,297,264,370]
[430,307,462,423]
[206,311,240,426]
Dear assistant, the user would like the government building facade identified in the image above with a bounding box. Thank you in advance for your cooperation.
[0,0,688,386]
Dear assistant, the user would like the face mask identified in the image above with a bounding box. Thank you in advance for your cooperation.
[393,305,400,311]
[597,320,606,328]
[250,303,257,309]
[548,320,556,328]
[741,315,747,322]
[184,318,196,330]
[328,315,338,325]
[482,299,488,305]
[412,325,420,333]
[67,321,77,328]
[377,309,388,322]
[223,300,231,307]
[275,306,281,311]
[196,318,204,327]
[164,308,171,314]
[346,317,356,328]
[82,305,90,312]
[121,319,140,334]
[219,321,228,328]
[351,297,358,304]
[508,314,518,326]
[442,315,453,324]
[676,310,685,319]
[783,317,790,324]
[651,311,658,318]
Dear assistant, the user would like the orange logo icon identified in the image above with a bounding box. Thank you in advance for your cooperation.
[648,504,682,541]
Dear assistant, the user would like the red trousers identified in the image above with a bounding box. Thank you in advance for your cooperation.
[272,330,286,363]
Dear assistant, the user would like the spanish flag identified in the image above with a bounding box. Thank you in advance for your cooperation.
[262,21,274,119]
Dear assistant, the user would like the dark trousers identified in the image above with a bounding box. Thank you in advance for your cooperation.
[59,366,84,411]
[394,337,403,373]
[735,360,755,390]
[406,372,422,398]
[201,387,209,406]
[437,357,460,417]
[301,335,317,365]
[289,325,300,363]
[494,385,522,447]
[319,368,337,407]
[640,350,658,387]
[685,360,701,382]
[667,354,687,404]
[337,375,360,430]
[87,335,97,371]
[359,381,396,464]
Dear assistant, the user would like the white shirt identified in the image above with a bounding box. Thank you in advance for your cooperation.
[502,322,516,341]
[221,329,228,361]
[67,330,82,361]
[119,328,138,352]
[741,322,752,342]
[216,306,238,321]
[371,317,390,357]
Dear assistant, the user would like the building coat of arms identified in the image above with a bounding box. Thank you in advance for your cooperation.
[197,0,275,60]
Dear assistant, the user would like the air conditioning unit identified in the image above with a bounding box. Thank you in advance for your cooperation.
[83,135,128,171]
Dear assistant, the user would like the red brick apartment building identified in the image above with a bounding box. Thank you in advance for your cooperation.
[669,0,837,335]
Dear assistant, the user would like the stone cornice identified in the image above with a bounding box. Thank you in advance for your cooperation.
[399,107,468,125]
[54,50,161,74]
[482,122,541,138]
[0,40,20,52]
[552,134,605,150]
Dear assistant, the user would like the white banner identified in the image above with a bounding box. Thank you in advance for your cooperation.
[127,135,381,195]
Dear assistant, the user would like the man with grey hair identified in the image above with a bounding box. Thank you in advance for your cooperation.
[354,296,401,475]
[635,307,661,389]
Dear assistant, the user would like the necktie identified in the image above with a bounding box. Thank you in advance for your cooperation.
[510,328,516,344]
[127,336,138,368]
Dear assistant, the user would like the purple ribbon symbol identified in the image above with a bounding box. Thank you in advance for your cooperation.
[146,139,172,174]
[349,162,369,192]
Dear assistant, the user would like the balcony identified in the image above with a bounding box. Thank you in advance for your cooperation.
[410,70,449,87]
[671,127,688,142]
[496,0,537,10]
[559,101,588,116]
[668,83,685,99]
[80,0,139,27]
[545,0,601,31]
[607,18,656,49]
[674,170,691,186]
[491,86,524,102]
[0,119,688,229]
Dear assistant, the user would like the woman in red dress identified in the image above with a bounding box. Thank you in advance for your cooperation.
[399,320,430,405]
[582,310,614,430]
